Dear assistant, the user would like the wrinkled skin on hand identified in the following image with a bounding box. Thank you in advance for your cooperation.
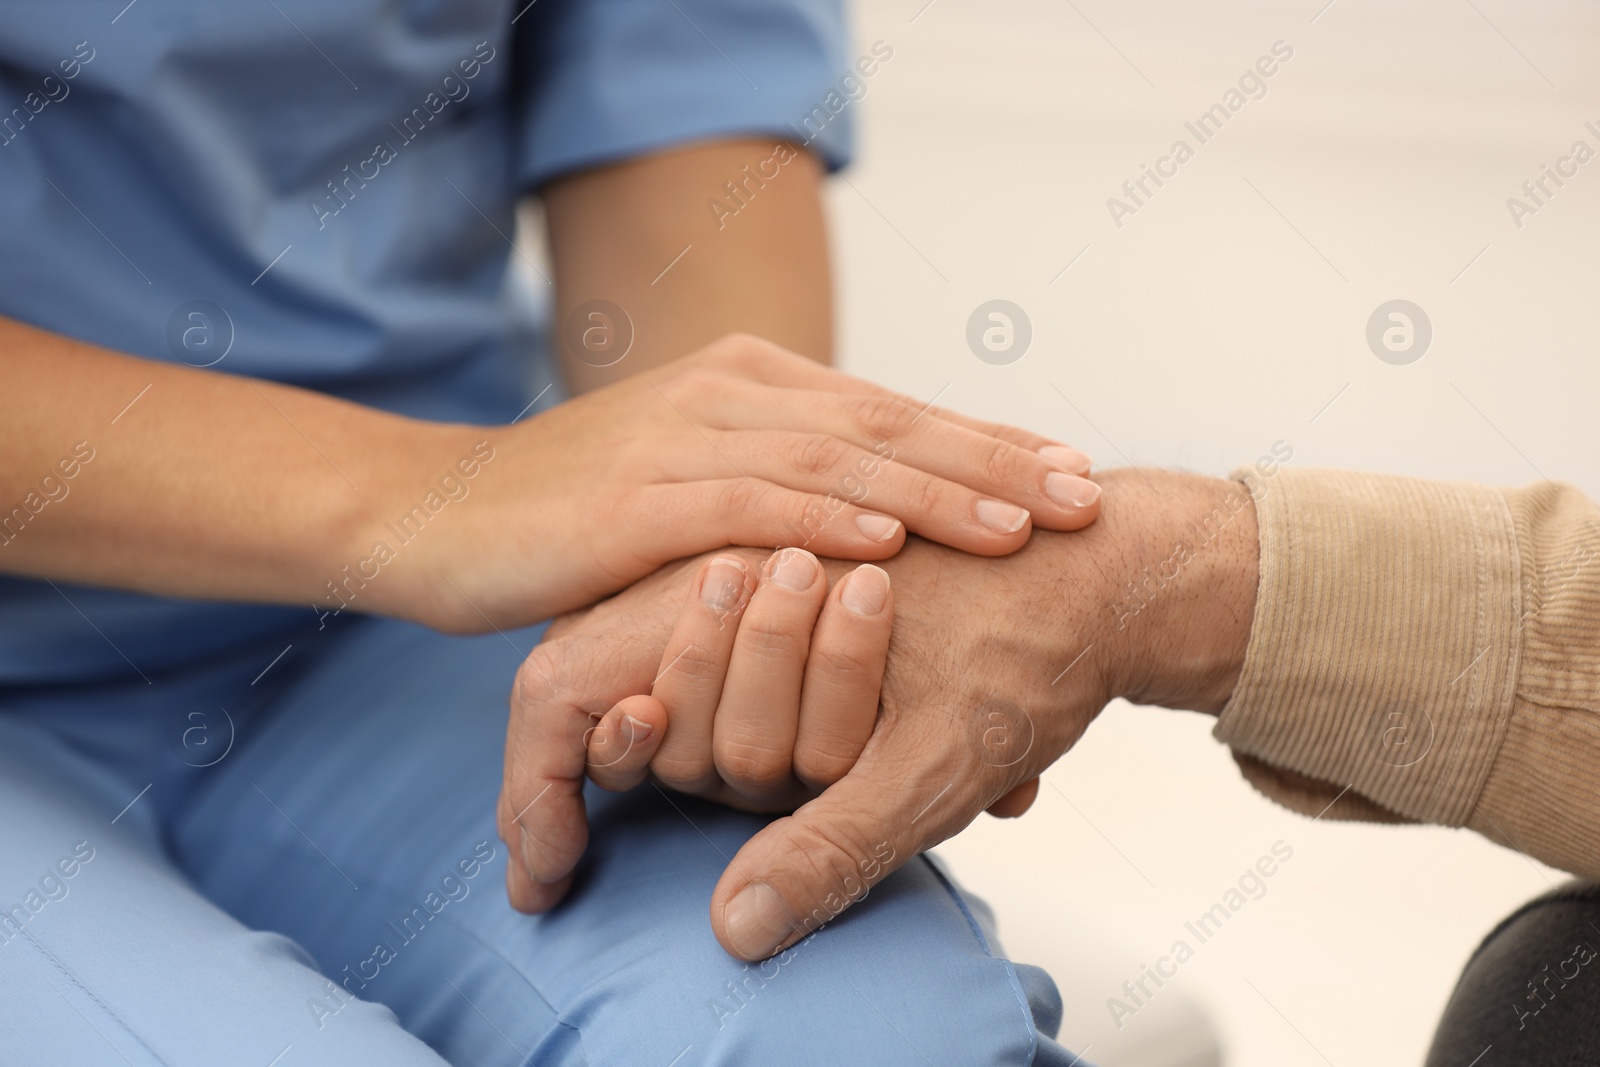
[499,469,1258,960]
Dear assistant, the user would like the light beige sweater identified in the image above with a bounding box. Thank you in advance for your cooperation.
[1217,468,1600,880]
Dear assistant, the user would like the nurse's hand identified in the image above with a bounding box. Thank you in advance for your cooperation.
[397,334,1099,631]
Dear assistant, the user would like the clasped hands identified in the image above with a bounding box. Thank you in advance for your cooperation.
[492,339,1258,962]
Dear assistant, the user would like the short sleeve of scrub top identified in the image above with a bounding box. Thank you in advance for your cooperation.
[0,0,855,686]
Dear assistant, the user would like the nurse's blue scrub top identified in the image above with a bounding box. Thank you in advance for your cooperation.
[0,0,852,685]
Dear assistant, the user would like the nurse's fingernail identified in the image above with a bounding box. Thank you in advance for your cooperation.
[1045,472,1102,508]
[724,882,796,961]
[1038,444,1093,475]
[701,558,749,613]
[765,548,818,592]
[841,565,890,617]
[976,498,1029,534]
[855,513,901,542]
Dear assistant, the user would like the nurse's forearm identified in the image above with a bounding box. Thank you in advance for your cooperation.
[0,314,455,610]
[541,138,833,395]
[3,317,1097,634]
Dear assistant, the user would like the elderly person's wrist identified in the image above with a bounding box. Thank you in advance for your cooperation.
[1083,469,1259,715]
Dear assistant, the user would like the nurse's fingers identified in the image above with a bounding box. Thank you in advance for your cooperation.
[792,565,892,792]
[688,393,1100,538]
[649,557,755,794]
[720,342,1092,468]
[585,695,667,792]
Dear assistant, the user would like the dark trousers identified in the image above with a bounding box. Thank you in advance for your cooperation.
[1427,882,1600,1067]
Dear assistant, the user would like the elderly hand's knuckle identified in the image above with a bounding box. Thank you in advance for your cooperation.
[814,644,875,679]
[789,818,874,878]
[652,754,717,792]
[514,646,564,707]
[715,740,792,791]
[794,743,858,790]
[739,615,807,658]
[666,642,734,685]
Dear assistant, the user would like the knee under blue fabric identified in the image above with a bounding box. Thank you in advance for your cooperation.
[0,616,1086,1065]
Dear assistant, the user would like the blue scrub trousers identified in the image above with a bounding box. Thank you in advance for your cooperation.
[0,615,1082,1065]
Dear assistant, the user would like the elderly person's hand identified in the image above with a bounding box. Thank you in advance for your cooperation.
[572,547,897,813]
[500,468,1261,959]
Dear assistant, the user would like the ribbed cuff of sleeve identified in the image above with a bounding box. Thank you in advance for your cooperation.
[1213,468,1523,829]
[1469,482,1600,879]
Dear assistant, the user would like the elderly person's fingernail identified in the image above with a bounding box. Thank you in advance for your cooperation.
[765,548,819,591]
[519,824,539,878]
[701,558,749,612]
[1038,444,1092,475]
[855,513,901,542]
[622,714,653,745]
[976,498,1029,534]
[1045,472,1101,508]
[724,882,795,960]
[841,565,890,616]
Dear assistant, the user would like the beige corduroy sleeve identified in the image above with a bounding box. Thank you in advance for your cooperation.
[1214,467,1600,880]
